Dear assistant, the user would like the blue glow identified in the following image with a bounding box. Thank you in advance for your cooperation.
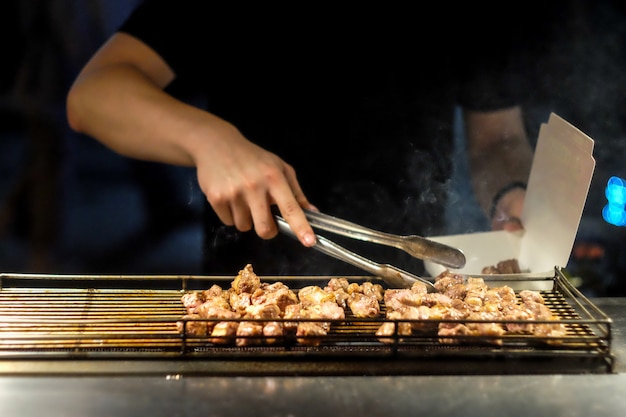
[605,176,626,205]
[603,204,626,226]
[603,176,626,226]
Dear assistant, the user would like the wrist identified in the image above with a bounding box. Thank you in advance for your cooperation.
[490,181,527,220]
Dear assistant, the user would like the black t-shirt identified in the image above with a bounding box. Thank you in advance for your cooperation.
[119,1,526,276]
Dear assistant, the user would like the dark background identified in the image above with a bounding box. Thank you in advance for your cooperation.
[0,1,625,296]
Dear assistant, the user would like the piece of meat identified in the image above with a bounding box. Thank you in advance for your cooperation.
[443,283,467,300]
[384,288,423,312]
[324,278,350,308]
[421,293,453,308]
[296,322,327,346]
[325,277,350,292]
[298,285,336,306]
[347,292,380,318]
[306,301,346,321]
[438,323,472,344]
[481,265,500,275]
[410,281,431,296]
[195,292,231,311]
[177,314,210,336]
[481,258,522,274]
[250,282,298,313]
[229,290,252,314]
[262,321,284,344]
[386,306,437,333]
[244,303,281,320]
[210,321,239,344]
[236,321,265,346]
[519,290,545,305]
[180,292,206,314]
[492,286,517,305]
[465,311,506,345]
[360,281,384,301]
[433,271,464,293]
[196,304,239,321]
[376,320,412,344]
[534,321,568,343]
[202,284,228,302]
[497,259,521,274]
[502,304,535,333]
[231,264,261,295]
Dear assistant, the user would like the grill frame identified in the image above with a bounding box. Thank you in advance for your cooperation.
[0,267,614,375]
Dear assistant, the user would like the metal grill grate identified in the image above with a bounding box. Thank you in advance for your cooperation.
[0,268,614,374]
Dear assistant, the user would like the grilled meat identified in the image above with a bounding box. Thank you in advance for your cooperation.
[179,265,569,348]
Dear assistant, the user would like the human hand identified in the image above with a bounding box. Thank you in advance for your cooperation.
[194,124,317,247]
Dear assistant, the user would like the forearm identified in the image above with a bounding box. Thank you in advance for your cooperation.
[66,64,227,167]
[464,107,533,219]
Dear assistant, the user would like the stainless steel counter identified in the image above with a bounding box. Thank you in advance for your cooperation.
[0,297,623,417]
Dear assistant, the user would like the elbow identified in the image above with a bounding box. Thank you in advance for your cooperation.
[65,84,84,134]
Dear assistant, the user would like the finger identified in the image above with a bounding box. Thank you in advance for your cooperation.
[283,163,317,211]
[230,196,253,232]
[247,195,278,240]
[280,201,316,247]
[209,199,235,226]
[271,187,316,247]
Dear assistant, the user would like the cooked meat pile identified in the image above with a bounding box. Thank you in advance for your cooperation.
[376,270,568,345]
[481,258,522,274]
[178,264,384,346]
[179,265,567,347]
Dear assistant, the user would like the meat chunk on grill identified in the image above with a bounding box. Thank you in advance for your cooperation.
[347,292,380,318]
[177,314,209,336]
[251,282,298,313]
[298,285,336,306]
[231,263,261,295]
[236,321,265,346]
[210,321,239,344]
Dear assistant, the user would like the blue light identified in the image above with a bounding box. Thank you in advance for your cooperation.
[605,176,626,205]
[603,176,626,226]
[603,204,626,226]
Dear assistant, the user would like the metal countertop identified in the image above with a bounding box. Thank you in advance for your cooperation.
[0,297,624,417]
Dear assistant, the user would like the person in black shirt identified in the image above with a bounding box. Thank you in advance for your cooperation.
[66,1,533,276]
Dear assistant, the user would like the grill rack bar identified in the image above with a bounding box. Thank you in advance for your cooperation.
[0,267,614,374]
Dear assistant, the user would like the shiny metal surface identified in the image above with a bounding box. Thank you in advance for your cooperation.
[302,209,466,268]
[0,368,625,417]
[0,298,623,417]
[276,215,434,289]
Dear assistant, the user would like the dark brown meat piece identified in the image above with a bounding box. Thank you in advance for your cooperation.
[250,282,298,313]
[262,321,285,344]
[434,270,464,293]
[497,259,521,274]
[296,322,327,346]
[236,321,265,346]
[177,314,210,336]
[384,288,423,312]
[231,263,261,295]
[298,285,335,306]
[481,258,522,274]
[180,292,205,314]
[210,321,239,344]
[347,292,380,318]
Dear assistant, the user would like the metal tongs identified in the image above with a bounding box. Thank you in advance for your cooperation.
[274,210,466,291]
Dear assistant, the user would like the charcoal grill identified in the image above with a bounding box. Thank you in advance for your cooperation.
[0,267,614,375]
